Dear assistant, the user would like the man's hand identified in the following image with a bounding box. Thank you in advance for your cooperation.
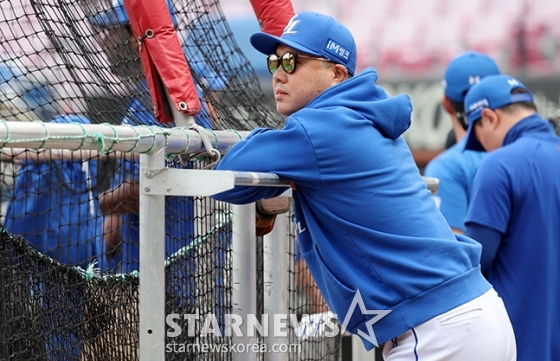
[255,197,292,236]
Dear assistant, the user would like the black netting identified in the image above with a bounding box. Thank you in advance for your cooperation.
[0,0,283,129]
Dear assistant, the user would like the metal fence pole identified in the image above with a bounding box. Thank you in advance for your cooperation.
[139,149,166,361]
[263,209,290,361]
[352,335,374,361]
[231,203,258,361]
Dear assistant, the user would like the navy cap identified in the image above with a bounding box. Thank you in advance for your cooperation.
[443,51,500,103]
[250,12,357,76]
[464,74,534,151]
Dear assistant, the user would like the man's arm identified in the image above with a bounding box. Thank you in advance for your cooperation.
[103,212,122,254]
[99,181,140,214]
[294,258,328,314]
[424,156,470,233]
[213,120,320,204]
[464,222,502,273]
[464,157,511,274]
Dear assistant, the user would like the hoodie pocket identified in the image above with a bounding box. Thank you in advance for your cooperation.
[304,246,367,331]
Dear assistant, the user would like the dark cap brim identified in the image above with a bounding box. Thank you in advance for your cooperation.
[464,122,485,151]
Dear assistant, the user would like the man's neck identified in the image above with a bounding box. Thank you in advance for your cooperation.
[451,117,467,142]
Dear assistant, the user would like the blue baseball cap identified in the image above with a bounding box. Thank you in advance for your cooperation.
[443,51,500,103]
[88,0,177,28]
[250,12,357,76]
[464,74,534,151]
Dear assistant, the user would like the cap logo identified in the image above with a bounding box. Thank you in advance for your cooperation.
[468,75,481,85]
[283,18,300,35]
[325,39,350,63]
[507,78,519,86]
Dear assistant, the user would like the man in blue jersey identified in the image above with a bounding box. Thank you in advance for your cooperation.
[89,0,227,273]
[463,74,560,361]
[212,11,516,360]
[4,114,104,361]
[91,5,231,355]
[4,114,103,269]
[424,51,499,233]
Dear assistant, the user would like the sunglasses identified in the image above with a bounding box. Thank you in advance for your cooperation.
[266,52,332,75]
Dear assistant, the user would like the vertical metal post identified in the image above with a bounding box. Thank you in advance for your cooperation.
[139,149,166,361]
[231,203,258,361]
[164,85,196,128]
[263,210,290,361]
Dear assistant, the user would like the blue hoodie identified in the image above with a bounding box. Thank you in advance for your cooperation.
[212,68,490,348]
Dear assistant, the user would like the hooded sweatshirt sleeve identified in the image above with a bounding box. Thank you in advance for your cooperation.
[212,117,320,204]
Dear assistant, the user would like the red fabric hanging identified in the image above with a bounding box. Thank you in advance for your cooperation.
[249,0,295,36]
[123,0,201,123]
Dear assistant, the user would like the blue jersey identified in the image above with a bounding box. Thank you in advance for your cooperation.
[213,68,491,349]
[424,137,485,231]
[4,115,103,269]
[466,115,560,361]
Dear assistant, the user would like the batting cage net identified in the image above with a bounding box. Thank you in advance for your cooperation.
[0,0,340,360]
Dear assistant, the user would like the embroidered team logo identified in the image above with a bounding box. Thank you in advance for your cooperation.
[283,16,300,35]
[507,78,519,86]
[468,75,481,85]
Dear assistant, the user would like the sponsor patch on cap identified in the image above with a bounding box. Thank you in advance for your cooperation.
[324,39,350,64]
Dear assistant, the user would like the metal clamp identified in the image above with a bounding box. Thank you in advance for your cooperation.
[188,124,221,169]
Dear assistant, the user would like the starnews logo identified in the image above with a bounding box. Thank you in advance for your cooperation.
[166,290,392,347]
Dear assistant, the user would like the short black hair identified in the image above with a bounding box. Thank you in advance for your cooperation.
[499,87,537,113]
[448,99,468,130]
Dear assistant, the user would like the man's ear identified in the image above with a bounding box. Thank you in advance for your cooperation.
[480,108,500,129]
[441,97,455,115]
[333,64,349,83]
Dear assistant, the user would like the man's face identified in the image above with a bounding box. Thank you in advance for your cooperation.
[271,44,335,116]
[474,109,501,151]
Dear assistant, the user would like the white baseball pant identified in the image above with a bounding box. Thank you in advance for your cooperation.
[382,288,516,361]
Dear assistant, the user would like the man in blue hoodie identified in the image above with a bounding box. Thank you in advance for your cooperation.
[212,12,516,360]
[463,75,560,361]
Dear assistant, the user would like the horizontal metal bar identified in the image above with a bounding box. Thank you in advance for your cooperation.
[141,168,436,197]
[0,121,249,154]
[141,169,290,197]
[233,171,291,187]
